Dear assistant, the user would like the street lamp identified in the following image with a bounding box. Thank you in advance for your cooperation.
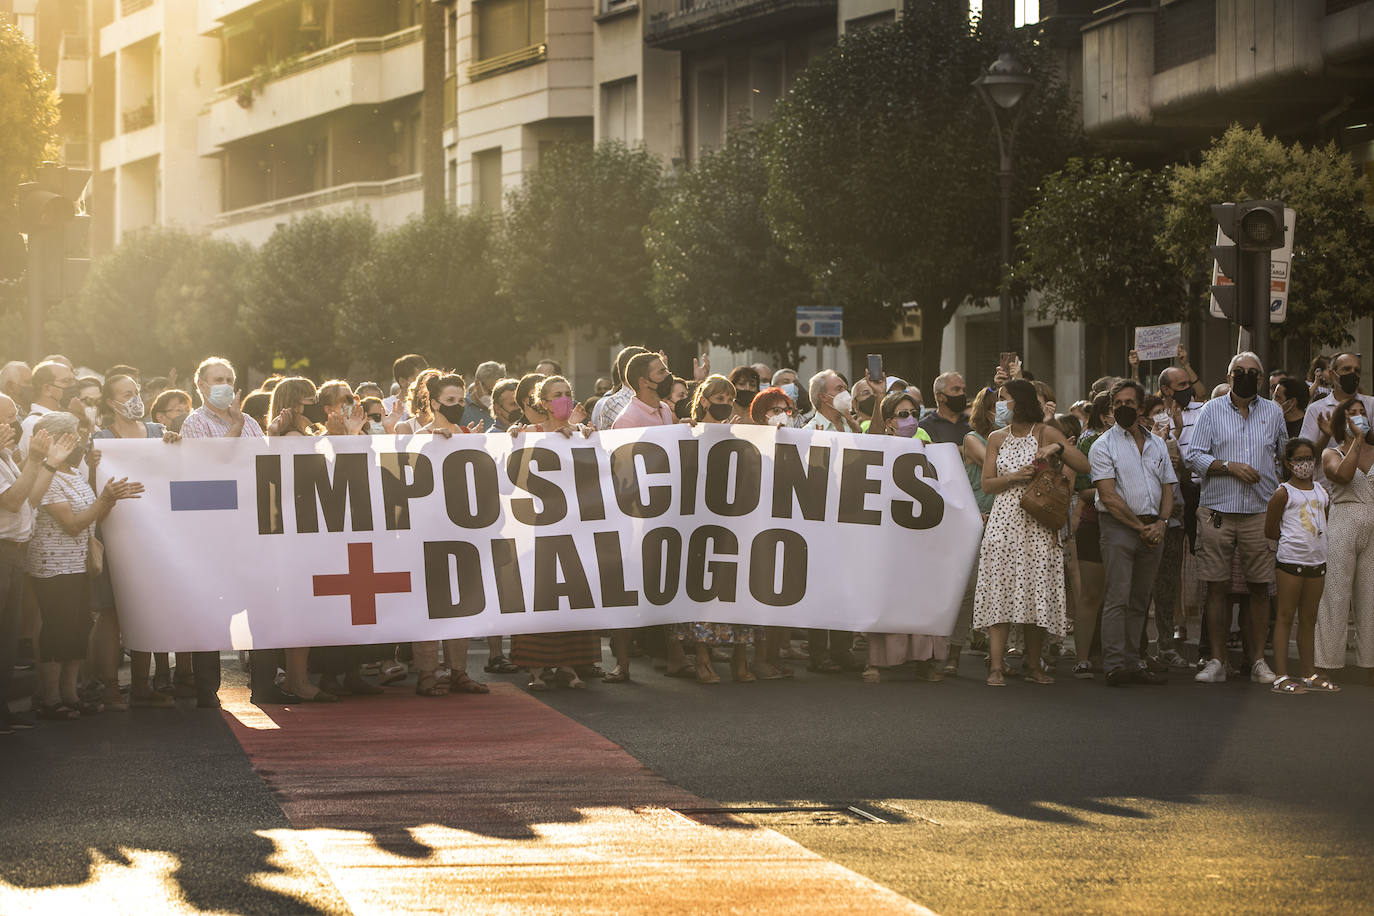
[973,52,1037,354]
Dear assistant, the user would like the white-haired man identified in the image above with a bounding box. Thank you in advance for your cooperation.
[1184,351,1287,685]
[919,371,970,445]
[180,357,263,440]
[805,370,862,433]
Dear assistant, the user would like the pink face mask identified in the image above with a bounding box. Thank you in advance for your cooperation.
[548,396,574,422]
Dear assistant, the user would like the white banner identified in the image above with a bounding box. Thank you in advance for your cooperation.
[95,426,982,652]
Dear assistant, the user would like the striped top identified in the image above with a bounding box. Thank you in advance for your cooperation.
[1183,394,1287,515]
[179,406,264,439]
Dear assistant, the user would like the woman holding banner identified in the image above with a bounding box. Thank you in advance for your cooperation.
[861,388,948,685]
[508,375,603,691]
[28,411,143,719]
[974,378,1090,688]
[407,373,491,697]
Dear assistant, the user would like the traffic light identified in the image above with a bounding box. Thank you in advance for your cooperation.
[11,164,91,356]
[1210,199,1287,366]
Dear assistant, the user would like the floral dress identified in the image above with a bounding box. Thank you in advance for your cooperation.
[972,428,1067,637]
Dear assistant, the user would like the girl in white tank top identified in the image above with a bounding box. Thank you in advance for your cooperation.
[1264,440,1329,694]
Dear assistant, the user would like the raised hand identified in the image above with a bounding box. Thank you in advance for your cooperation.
[101,477,145,502]
[1128,349,1140,369]
[44,432,77,465]
[570,403,587,426]
[227,390,244,424]
[86,447,102,471]
[1175,344,1189,366]
[267,409,297,437]
[465,420,485,434]
[1317,411,1332,438]
[383,396,405,432]
[692,355,710,382]
[343,405,367,436]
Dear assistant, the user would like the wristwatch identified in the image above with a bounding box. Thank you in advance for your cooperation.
[41,460,60,473]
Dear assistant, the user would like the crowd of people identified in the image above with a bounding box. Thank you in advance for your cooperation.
[0,341,1370,733]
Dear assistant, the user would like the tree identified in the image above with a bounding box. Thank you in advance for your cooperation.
[766,2,1082,378]
[59,226,200,371]
[153,235,255,377]
[338,207,510,376]
[1162,123,1374,348]
[647,124,814,368]
[0,21,59,199]
[1015,158,1189,327]
[500,141,676,348]
[240,209,376,376]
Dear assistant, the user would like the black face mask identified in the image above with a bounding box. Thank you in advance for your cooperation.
[301,403,328,425]
[7,420,21,442]
[54,383,79,404]
[673,396,692,420]
[943,393,968,414]
[1338,372,1360,395]
[707,402,733,421]
[1113,405,1138,429]
[1231,371,1259,399]
[1170,387,1192,409]
[656,376,675,399]
[855,396,876,417]
[735,389,756,409]
[437,402,466,424]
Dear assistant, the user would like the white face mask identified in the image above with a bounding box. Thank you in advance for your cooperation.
[207,384,235,410]
[767,412,789,427]
[367,421,385,435]
[116,394,146,420]
[831,390,853,414]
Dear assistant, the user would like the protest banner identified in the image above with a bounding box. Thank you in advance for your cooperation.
[1133,323,1181,362]
[95,425,982,652]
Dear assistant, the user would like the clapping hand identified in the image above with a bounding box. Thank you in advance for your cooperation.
[100,477,145,503]
[692,355,710,382]
[383,397,405,432]
[1317,411,1332,438]
[226,390,244,424]
[86,447,101,471]
[44,432,77,465]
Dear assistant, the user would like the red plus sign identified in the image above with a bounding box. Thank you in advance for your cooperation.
[312,543,412,626]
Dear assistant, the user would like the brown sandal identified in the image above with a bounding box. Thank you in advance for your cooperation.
[694,662,721,684]
[449,671,490,694]
[415,674,449,697]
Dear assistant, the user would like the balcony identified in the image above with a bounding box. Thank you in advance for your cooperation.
[56,32,90,95]
[643,0,835,50]
[100,123,161,170]
[100,0,161,55]
[63,137,91,168]
[208,174,423,245]
[201,26,422,151]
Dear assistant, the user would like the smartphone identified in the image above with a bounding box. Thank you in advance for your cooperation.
[999,352,1017,376]
[866,353,883,384]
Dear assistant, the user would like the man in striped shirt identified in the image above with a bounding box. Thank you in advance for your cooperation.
[1184,351,1287,686]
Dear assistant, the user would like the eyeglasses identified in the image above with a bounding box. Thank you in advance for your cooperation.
[766,408,794,417]
[1232,368,1260,379]
[892,409,917,419]
[367,413,384,423]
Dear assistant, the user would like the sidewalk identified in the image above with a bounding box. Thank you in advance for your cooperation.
[221,684,932,915]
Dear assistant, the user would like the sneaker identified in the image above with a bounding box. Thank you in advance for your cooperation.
[1072,660,1094,679]
[1195,658,1226,683]
[1250,659,1278,685]
[1159,649,1190,669]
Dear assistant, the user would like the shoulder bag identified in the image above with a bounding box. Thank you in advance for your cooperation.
[1019,424,1071,532]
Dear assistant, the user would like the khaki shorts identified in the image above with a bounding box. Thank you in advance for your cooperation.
[1194,507,1276,585]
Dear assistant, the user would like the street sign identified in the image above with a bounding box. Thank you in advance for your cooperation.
[1210,207,1295,324]
[797,307,843,338]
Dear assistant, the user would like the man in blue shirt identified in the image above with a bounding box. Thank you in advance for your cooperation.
[1090,379,1175,686]
[1184,351,1287,685]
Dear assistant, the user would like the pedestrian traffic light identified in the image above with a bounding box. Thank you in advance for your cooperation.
[1210,199,1287,367]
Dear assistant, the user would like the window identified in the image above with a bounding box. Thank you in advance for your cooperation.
[749,51,782,121]
[693,65,725,159]
[1014,0,1039,27]
[601,78,638,144]
[475,147,503,212]
[476,0,545,62]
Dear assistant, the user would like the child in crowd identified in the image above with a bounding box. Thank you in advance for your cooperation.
[1264,438,1331,695]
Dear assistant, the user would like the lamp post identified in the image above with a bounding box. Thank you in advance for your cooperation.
[973,52,1037,354]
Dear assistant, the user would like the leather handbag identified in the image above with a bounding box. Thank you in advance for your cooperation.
[87,535,104,577]
[1019,426,1071,532]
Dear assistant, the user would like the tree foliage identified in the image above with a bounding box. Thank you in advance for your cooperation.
[153,235,255,376]
[1162,123,1374,347]
[0,21,59,198]
[339,207,510,376]
[647,124,814,368]
[240,209,376,375]
[766,1,1082,376]
[501,141,675,348]
[1015,157,1188,326]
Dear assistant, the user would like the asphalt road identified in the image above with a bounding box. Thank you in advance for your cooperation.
[3,649,1371,914]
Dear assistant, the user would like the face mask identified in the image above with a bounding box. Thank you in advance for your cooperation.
[162,413,186,433]
[943,393,968,414]
[735,389,756,409]
[994,401,1012,427]
[781,383,799,402]
[673,397,692,420]
[1151,413,1171,432]
[116,394,145,420]
[504,407,524,426]
[207,384,235,410]
[548,396,574,422]
[1231,371,1259,399]
[7,420,22,442]
[707,402,733,421]
[301,403,328,425]
[655,376,675,399]
[1338,372,1360,395]
[895,416,922,438]
[1170,387,1192,409]
[368,421,385,435]
[766,411,789,427]
[55,383,79,404]
[856,396,876,417]
[478,393,493,409]
[1290,459,1314,480]
[1113,405,1138,429]
[1352,414,1371,435]
[830,390,853,415]
[436,402,466,424]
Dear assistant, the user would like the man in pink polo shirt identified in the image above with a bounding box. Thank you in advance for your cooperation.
[611,352,675,430]
[607,352,676,682]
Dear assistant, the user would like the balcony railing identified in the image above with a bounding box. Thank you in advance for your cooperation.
[644,0,835,49]
[211,174,423,227]
[121,0,153,16]
[122,100,156,133]
[218,25,422,98]
[467,43,546,80]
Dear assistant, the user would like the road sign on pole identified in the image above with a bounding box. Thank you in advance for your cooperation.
[796,307,843,338]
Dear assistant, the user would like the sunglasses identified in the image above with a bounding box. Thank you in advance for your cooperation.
[1232,368,1260,379]
[892,409,917,419]
[367,413,384,423]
